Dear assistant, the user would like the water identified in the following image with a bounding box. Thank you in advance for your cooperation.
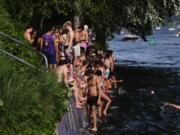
[98,27,180,135]
[108,27,180,69]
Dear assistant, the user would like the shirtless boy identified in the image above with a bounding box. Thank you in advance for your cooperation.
[87,69,101,132]
[24,25,34,44]
[65,21,74,53]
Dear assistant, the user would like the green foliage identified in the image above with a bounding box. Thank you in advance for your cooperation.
[2,0,74,30]
[0,2,68,134]
[74,0,179,41]
[2,0,179,44]
[0,1,45,70]
[0,55,68,135]
[0,0,16,35]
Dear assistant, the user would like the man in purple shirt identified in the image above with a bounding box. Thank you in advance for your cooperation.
[40,26,57,70]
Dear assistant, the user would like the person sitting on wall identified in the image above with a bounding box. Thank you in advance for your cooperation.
[56,59,71,88]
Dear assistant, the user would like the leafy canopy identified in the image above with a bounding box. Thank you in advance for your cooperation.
[2,0,180,43]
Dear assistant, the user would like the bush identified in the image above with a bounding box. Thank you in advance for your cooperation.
[0,1,45,72]
[0,55,68,135]
[0,2,68,134]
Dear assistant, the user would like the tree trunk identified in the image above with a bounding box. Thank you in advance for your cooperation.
[73,0,81,29]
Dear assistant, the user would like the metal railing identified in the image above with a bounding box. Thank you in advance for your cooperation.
[56,100,83,135]
[0,31,48,71]
[0,31,84,135]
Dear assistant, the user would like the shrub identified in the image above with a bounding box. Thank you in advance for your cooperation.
[0,55,68,135]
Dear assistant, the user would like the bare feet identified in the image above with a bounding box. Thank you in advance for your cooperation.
[90,127,97,132]
[103,111,107,117]
[163,102,169,107]
[119,80,124,83]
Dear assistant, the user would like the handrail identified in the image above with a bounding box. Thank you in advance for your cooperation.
[0,48,39,70]
[0,31,48,71]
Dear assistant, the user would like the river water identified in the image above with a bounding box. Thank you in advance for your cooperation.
[98,27,180,135]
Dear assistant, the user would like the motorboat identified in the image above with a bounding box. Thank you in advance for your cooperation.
[122,34,139,41]
[155,27,161,30]
[168,27,176,31]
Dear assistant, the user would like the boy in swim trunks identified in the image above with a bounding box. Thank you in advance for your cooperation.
[87,69,101,132]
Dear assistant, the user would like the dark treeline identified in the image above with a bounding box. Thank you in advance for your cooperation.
[2,0,180,45]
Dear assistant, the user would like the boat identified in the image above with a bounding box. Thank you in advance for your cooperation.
[155,26,161,30]
[168,28,176,31]
[122,34,139,41]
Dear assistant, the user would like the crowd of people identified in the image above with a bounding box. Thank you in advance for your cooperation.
[24,21,123,132]
[24,20,180,133]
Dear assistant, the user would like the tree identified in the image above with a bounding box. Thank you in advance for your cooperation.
[0,2,68,134]
[1,0,180,45]
[107,0,180,40]
[73,0,82,28]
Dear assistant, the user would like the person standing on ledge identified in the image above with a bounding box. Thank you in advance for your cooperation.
[40,26,57,70]
[87,69,101,132]
[24,25,34,45]
[80,25,89,51]
[65,21,74,55]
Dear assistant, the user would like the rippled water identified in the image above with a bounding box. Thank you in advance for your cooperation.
[98,67,180,135]
[98,27,180,135]
[108,27,180,69]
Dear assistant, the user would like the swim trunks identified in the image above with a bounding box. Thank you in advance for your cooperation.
[87,96,98,106]
[73,43,81,57]
[44,53,56,64]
